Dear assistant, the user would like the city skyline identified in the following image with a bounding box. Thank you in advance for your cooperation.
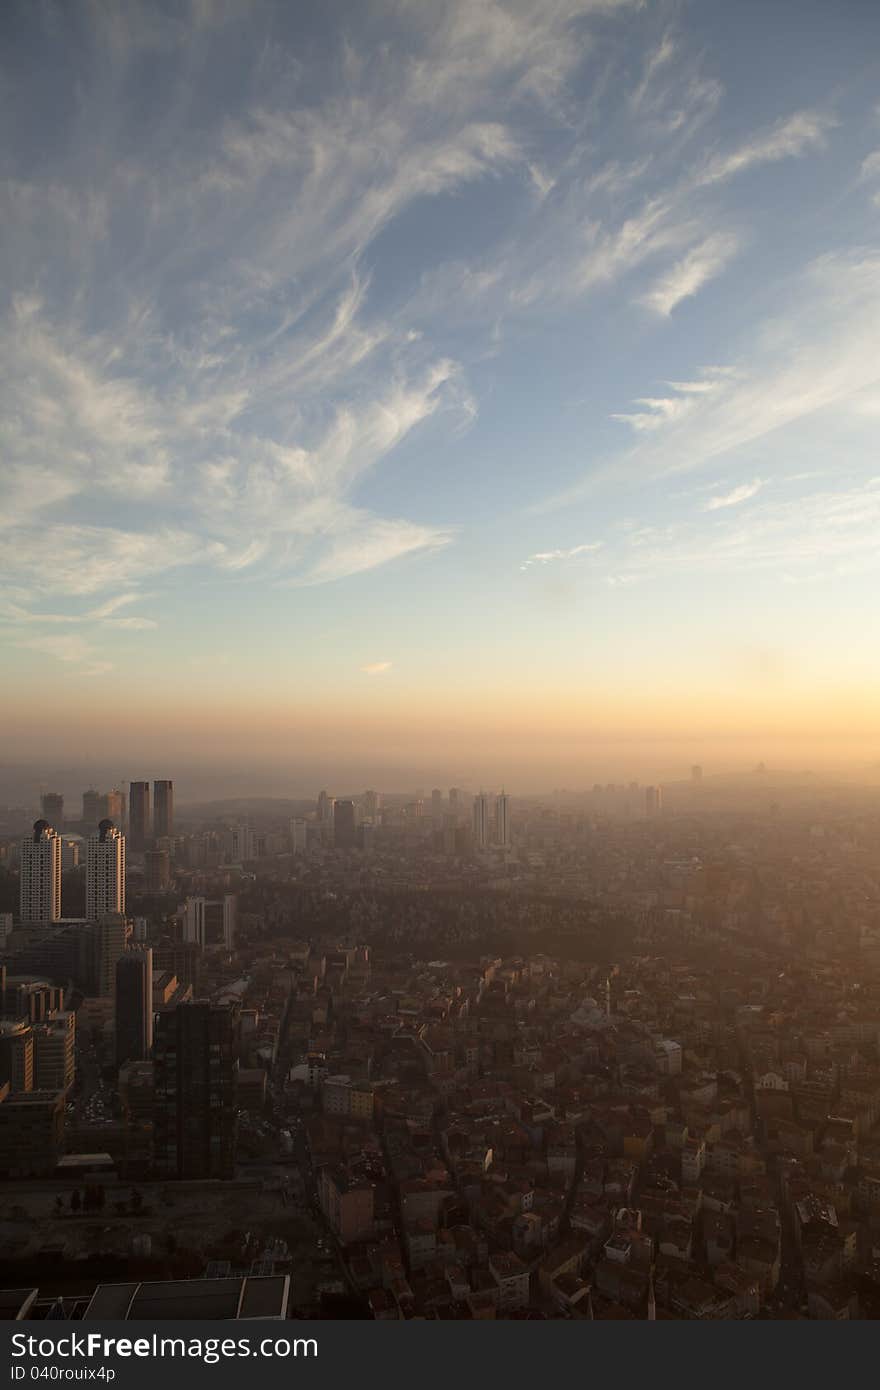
[3,0,880,777]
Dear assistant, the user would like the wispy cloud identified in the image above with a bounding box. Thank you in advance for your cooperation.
[600,479,880,582]
[0,0,870,699]
[695,109,836,186]
[642,232,740,315]
[360,661,393,675]
[597,253,880,485]
[520,542,602,571]
[17,634,92,664]
[704,478,764,510]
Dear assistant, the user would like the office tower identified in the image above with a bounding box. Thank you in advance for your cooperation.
[363,789,380,821]
[153,780,173,838]
[99,788,125,824]
[0,1091,66,1179]
[183,895,236,951]
[317,789,332,823]
[431,788,443,827]
[289,818,308,853]
[2,978,63,1025]
[19,821,62,924]
[115,947,153,1069]
[86,913,128,998]
[691,764,703,783]
[0,1021,34,1093]
[333,799,357,850]
[645,785,663,817]
[85,819,125,921]
[495,792,511,848]
[40,792,64,830]
[472,793,490,849]
[144,848,170,893]
[153,1001,239,1179]
[81,789,102,827]
[33,1011,75,1092]
[128,781,151,850]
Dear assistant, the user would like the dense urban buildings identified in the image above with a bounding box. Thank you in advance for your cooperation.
[2,768,880,1319]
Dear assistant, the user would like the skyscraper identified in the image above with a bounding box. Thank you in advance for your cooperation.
[153,780,174,838]
[81,789,101,827]
[85,913,128,998]
[317,789,332,823]
[99,788,126,824]
[34,1010,76,1093]
[645,785,663,817]
[495,792,511,848]
[333,799,357,850]
[144,848,170,893]
[472,793,490,849]
[153,1001,239,1179]
[0,1021,35,1093]
[691,764,703,783]
[40,793,64,830]
[363,789,380,821]
[129,781,151,850]
[431,788,443,827]
[85,820,125,921]
[20,821,62,924]
[115,947,153,1069]
[183,895,236,950]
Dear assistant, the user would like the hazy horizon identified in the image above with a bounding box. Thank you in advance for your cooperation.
[3,748,880,811]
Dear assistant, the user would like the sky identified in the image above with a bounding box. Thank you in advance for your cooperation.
[2,0,880,792]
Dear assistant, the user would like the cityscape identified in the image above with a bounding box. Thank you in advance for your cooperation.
[2,767,880,1320]
[3,0,880,1341]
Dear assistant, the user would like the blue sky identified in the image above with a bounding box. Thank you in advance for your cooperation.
[3,0,880,779]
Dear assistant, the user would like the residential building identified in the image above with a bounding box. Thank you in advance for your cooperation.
[19,821,62,924]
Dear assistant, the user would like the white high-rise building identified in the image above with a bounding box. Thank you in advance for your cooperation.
[473,793,490,849]
[495,792,511,848]
[20,820,62,923]
[85,819,125,921]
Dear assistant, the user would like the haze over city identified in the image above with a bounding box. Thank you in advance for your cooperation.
[3,0,880,789]
[6,0,880,1336]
